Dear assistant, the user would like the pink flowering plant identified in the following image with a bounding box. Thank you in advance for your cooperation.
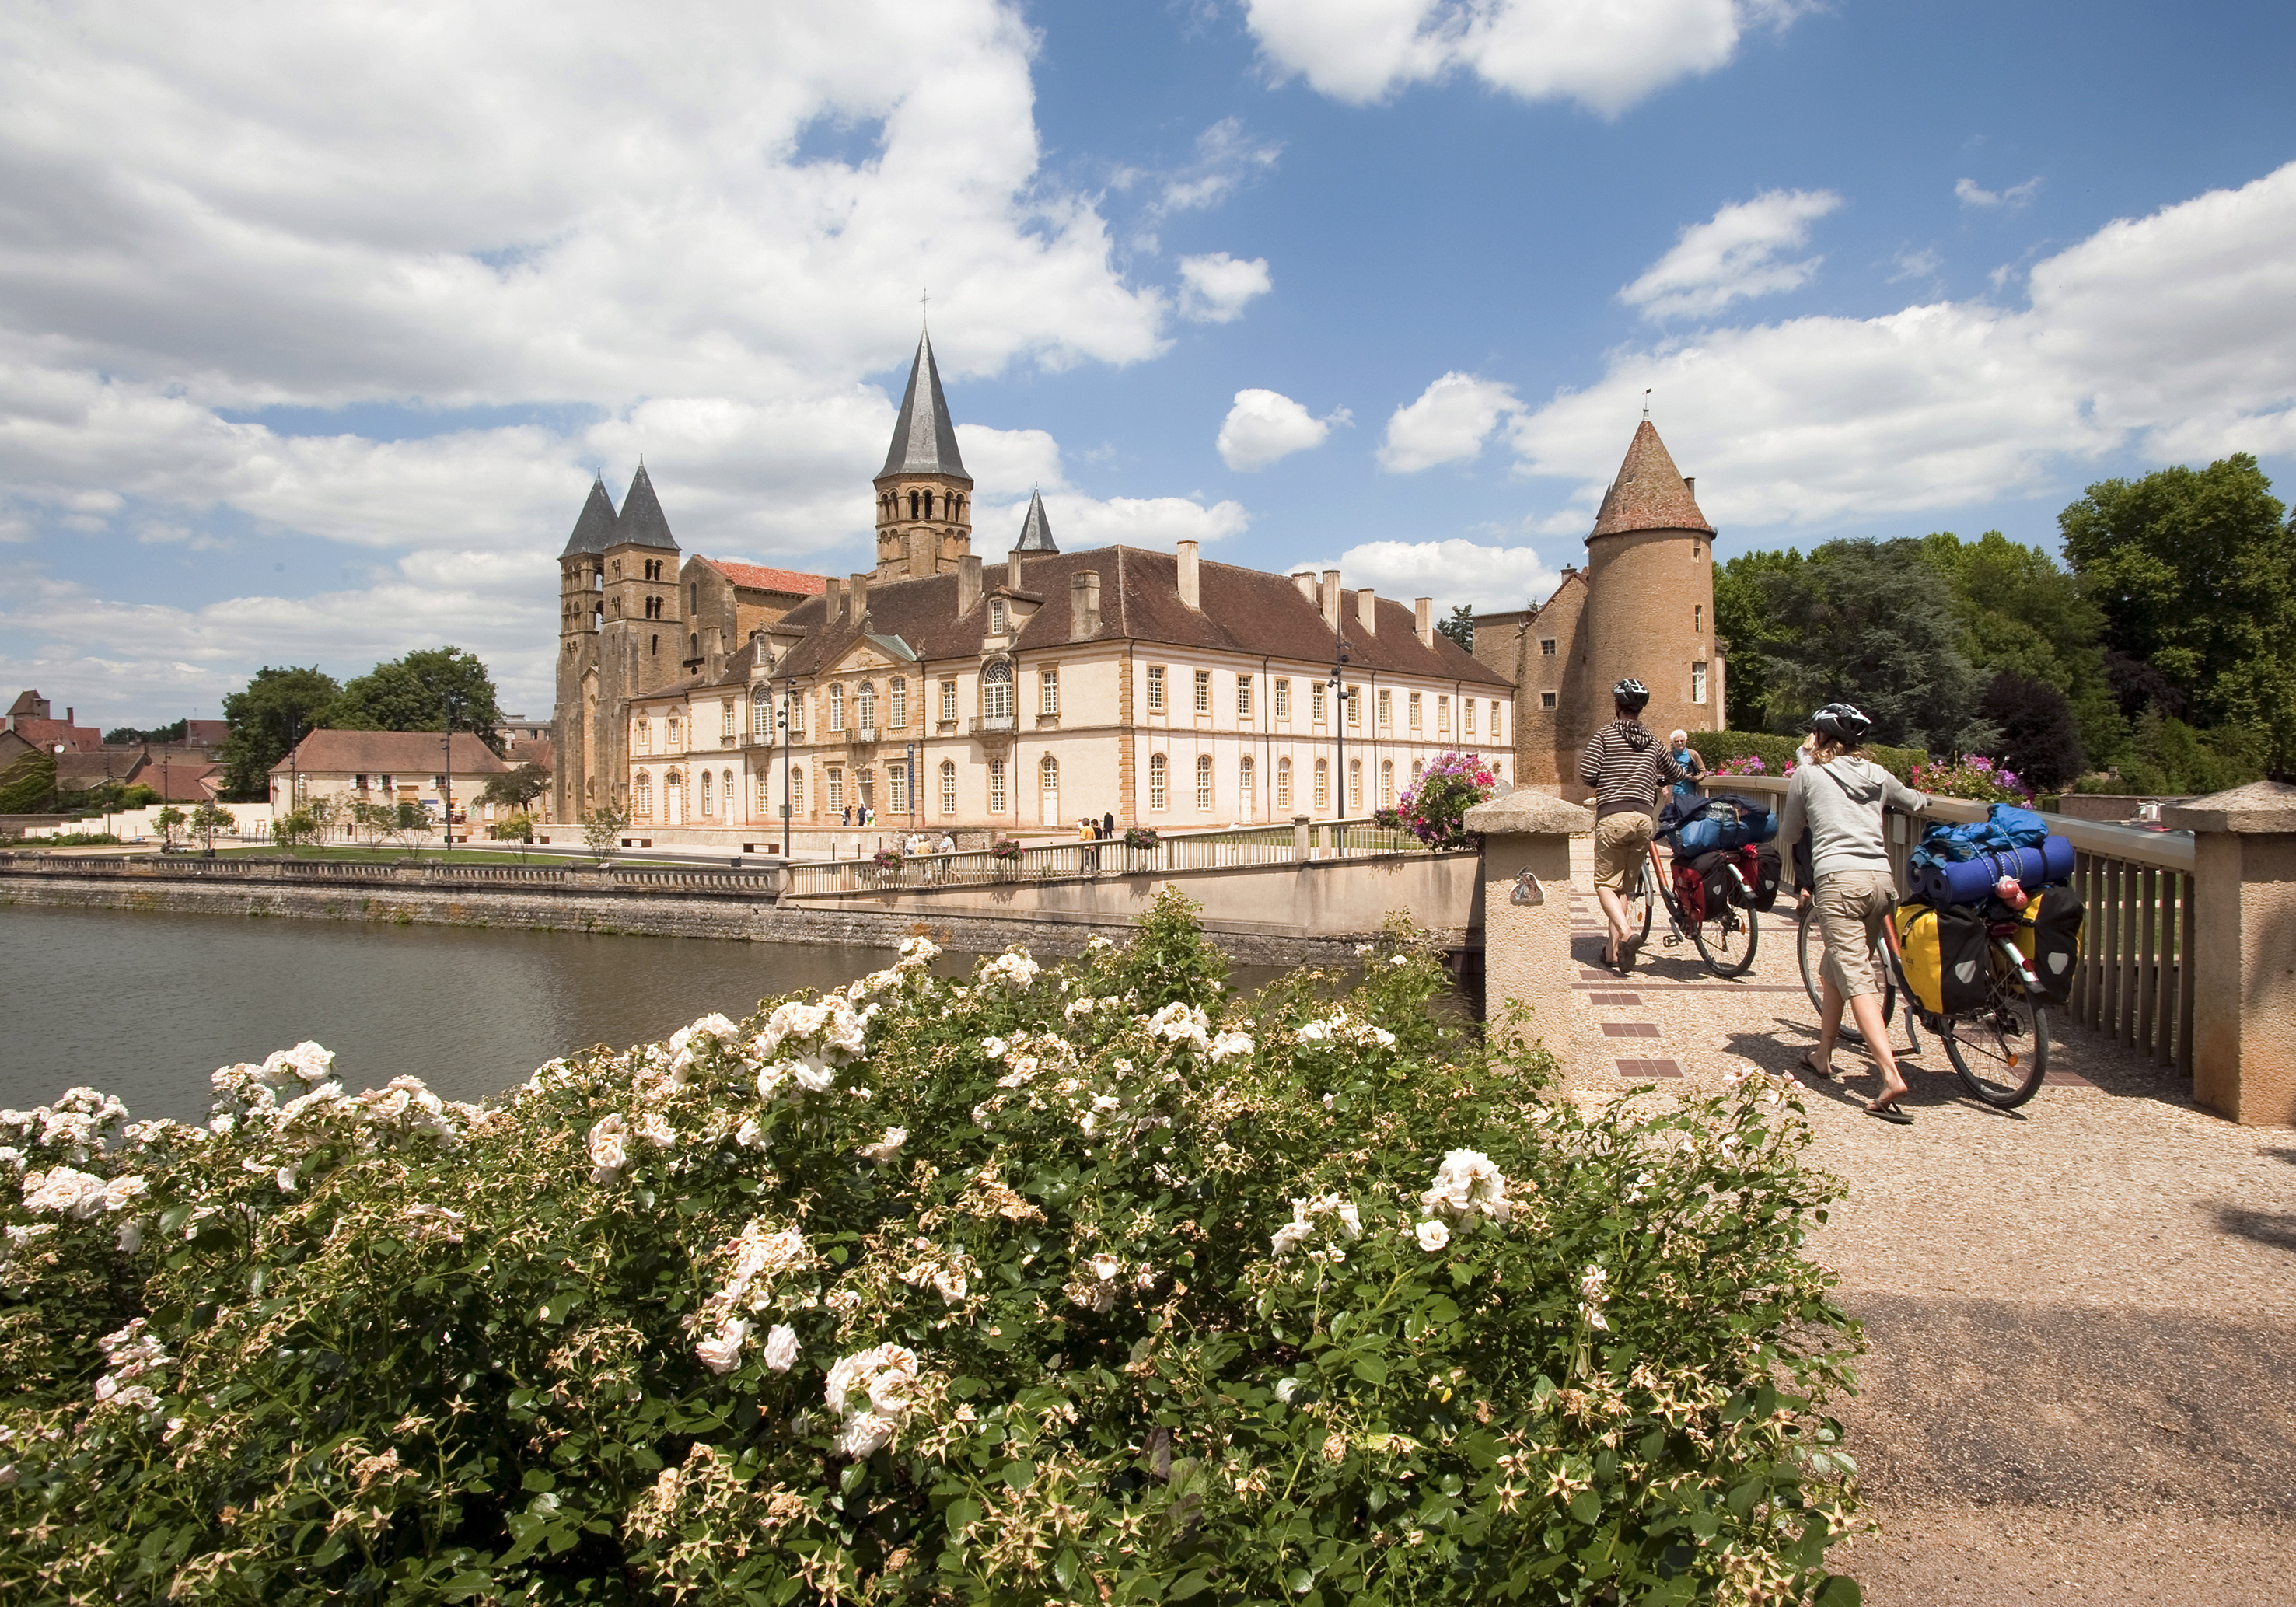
[0,896,1865,1604]
[1710,754,1768,777]
[1391,752,1501,848]
[1911,754,2032,804]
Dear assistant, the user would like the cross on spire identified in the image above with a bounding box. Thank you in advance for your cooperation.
[920,285,929,330]
[1641,388,1651,421]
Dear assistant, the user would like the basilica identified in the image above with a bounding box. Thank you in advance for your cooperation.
[549,335,1511,844]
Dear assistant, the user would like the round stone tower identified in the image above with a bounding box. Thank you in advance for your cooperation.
[1574,421,1720,781]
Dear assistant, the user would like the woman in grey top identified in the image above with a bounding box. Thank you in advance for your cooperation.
[1777,703,1934,1123]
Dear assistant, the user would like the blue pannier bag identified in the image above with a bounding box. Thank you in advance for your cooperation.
[1909,802,2069,905]
[1666,793,1777,854]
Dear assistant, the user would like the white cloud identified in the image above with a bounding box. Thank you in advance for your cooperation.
[1290,538,1562,615]
[1035,493,1249,547]
[1242,0,1798,116]
[1147,117,1284,219]
[1956,175,2043,210]
[959,425,1253,551]
[1217,389,1347,470]
[1176,253,1273,323]
[1620,189,1841,320]
[1377,372,1523,473]
[1889,246,1944,283]
[1508,159,2296,527]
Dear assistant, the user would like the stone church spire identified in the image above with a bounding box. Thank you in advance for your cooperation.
[872,330,974,581]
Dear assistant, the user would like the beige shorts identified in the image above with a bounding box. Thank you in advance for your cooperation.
[1815,869,1896,1000]
[1593,812,1655,891]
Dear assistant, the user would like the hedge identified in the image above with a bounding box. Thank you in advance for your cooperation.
[1,894,1865,1605]
[1689,731,1924,784]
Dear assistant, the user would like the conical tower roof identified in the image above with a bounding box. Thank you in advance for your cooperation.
[1589,421,1713,540]
[1012,489,1057,553]
[557,474,620,558]
[614,463,680,552]
[878,332,970,482]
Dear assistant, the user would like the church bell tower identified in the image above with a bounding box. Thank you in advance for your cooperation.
[872,331,973,582]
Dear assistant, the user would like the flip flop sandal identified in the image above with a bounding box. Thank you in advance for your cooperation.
[1863,1102,1913,1126]
[1798,1053,1838,1082]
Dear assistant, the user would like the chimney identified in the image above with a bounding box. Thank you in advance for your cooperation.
[1008,549,1023,590]
[847,572,868,624]
[1414,596,1434,648]
[1356,585,1377,636]
[1292,571,1318,603]
[66,707,74,725]
[1177,540,1200,610]
[1070,570,1101,640]
[1320,569,1342,634]
[824,576,844,620]
[1683,477,1695,498]
[957,553,982,618]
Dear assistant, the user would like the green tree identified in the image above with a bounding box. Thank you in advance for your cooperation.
[187,800,234,851]
[2060,452,2296,769]
[152,805,187,848]
[1434,604,1474,652]
[218,666,341,802]
[271,805,322,856]
[479,761,551,812]
[1920,529,2122,768]
[1757,538,1991,756]
[104,718,187,745]
[1712,547,1805,729]
[0,749,57,813]
[582,802,629,863]
[329,647,503,742]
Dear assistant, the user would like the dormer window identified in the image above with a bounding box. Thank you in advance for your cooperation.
[990,599,1008,634]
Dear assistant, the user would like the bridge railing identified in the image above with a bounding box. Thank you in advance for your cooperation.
[780,818,1428,900]
[0,852,784,898]
[1714,773,2194,1072]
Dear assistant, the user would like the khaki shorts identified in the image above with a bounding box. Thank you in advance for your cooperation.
[1592,812,1654,892]
[1815,868,1896,1000]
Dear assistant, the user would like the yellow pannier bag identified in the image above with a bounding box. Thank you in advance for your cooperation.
[1892,903,1946,1015]
[2009,888,2085,1004]
[1892,900,1992,1015]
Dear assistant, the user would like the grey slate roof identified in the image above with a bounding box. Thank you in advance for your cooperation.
[614,464,680,552]
[558,476,619,559]
[1012,490,1057,553]
[877,334,970,482]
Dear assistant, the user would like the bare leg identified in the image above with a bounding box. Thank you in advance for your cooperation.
[1812,973,1846,1076]
[1848,990,1910,1107]
[1595,884,1630,963]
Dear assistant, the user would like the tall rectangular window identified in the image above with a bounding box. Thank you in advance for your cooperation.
[1148,753,1169,810]
[829,686,844,732]
[826,768,845,811]
[1313,759,1329,811]
[1193,669,1211,713]
[1409,693,1422,730]
[940,760,957,817]
[1311,682,1325,721]
[1490,700,1502,741]
[722,700,736,741]
[987,759,1007,813]
[989,599,1008,634]
[1694,604,1704,634]
[635,719,651,753]
[1040,669,1059,715]
[791,769,805,816]
[1236,676,1253,719]
[889,678,907,728]
[889,765,909,814]
[1347,686,1361,726]
[1147,665,1166,711]
[788,694,806,735]
[1195,755,1213,811]
[1437,695,1449,732]
[1464,699,1476,735]
[1379,690,1392,728]
[1274,678,1290,720]
[1692,662,1707,704]
[939,679,957,723]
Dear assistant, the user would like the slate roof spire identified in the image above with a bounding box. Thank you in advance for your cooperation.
[1589,420,1714,540]
[557,473,620,559]
[1012,488,1057,553]
[878,332,970,482]
[614,463,680,552]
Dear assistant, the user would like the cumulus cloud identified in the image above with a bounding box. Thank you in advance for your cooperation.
[1144,117,1284,218]
[1176,253,1274,323]
[1377,372,1523,473]
[1956,175,2043,210]
[1289,537,1562,615]
[959,426,1249,550]
[1620,190,1841,320]
[1242,0,1800,115]
[1216,389,1347,470]
[1508,159,2296,527]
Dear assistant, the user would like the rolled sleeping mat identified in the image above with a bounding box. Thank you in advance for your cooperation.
[1915,835,2075,906]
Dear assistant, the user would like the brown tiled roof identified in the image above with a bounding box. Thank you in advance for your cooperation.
[759,547,1511,686]
[183,720,229,746]
[54,753,131,789]
[7,690,47,718]
[703,559,830,596]
[507,735,555,771]
[7,718,103,752]
[1588,421,1713,539]
[270,730,511,777]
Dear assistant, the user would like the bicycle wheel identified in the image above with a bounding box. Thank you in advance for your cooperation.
[1796,907,1895,1044]
[1691,901,1759,977]
[1622,860,1655,948]
[1942,956,2048,1109]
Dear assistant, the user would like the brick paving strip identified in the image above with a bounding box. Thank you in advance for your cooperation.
[1547,853,2296,1602]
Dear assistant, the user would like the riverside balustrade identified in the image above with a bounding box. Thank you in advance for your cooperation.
[1717,774,2194,1073]
[0,852,785,897]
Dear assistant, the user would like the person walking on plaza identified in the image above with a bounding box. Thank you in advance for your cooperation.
[1777,702,1936,1123]
[1666,728,1707,807]
[1580,679,1690,973]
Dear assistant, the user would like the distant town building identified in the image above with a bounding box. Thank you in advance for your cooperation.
[0,690,103,765]
[271,730,509,840]
[1471,421,1724,796]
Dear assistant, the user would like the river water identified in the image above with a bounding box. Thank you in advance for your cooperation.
[2,904,905,1123]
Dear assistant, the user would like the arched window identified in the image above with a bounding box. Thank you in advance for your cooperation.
[723,769,735,819]
[1195,754,1214,811]
[1313,757,1330,811]
[668,714,682,749]
[1349,758,1362,810]
[690,582,697,614]
[889,676,907,728]
[939,760,957,817]
[829,684,845,732]
[1040,753,1059,823]
[1276,756,1293,811]
[1148,753,1169,811]
[665,769,684,824]
[855,682,876,730]
[924,490,935,519]
[688,632,699,660]
[633,771,653,819]
[981,660,1013,721]
[909,490,921,521]
[752,686,771,737]
[700,770,713,814]
[1239,754,1255,819]
[1382,760,1396,808]
[792,767,806,816]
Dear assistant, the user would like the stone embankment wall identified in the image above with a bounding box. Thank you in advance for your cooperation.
[0,866,1373,967]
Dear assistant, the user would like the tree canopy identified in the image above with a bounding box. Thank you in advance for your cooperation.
[218,666,341,802]
[328,647,503,739]
[1434,604,1474,652]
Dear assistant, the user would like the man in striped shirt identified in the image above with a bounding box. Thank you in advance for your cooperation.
[1580,679,1691,971]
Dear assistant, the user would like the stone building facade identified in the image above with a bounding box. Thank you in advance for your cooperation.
[1473,421,1725,798]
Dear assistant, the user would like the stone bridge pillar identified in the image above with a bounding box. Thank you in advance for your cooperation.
[1462,789,1595,1064]
[2163,781,2296,1126]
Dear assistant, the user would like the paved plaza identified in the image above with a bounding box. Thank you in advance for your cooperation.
[1550,847,2296,1605]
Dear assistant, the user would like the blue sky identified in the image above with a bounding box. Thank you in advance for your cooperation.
[4,0,2294,728]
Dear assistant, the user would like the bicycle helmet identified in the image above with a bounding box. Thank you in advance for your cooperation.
[1611,678,1650,713]
[1810,702,1871,745]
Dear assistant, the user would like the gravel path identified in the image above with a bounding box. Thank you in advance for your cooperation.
[1551,840,2296,1604]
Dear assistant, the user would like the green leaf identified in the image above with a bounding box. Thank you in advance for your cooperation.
[1288,1569,1316,1595]
[1814,1576,1863,1607]
[1568,1490,1601,1525]
[1168,1571,1211,1602]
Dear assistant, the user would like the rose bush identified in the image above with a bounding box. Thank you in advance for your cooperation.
[1390,753,1499,849]
[0,893,1864,1605]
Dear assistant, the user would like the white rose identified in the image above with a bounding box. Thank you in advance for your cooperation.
[587,1115,630,1184]
[695,1318,750,1375]
[1414,1220,1451,1252]
[762,1323,799,1373]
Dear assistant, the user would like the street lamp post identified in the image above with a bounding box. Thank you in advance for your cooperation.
[778,672,794,859]
[441,692,463,851]
[1327,632,1352,821]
